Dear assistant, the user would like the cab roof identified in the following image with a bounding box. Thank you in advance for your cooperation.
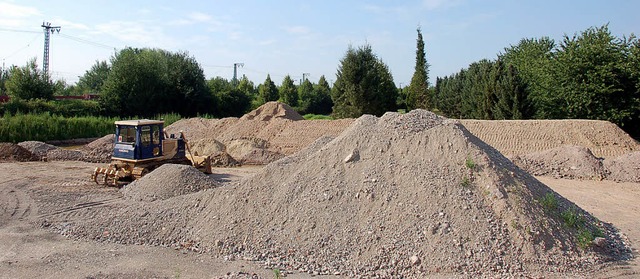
[114,119,164,126]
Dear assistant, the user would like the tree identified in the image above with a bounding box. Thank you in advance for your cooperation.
[5,59,54,100]
[500,37,555,118]
[0,66,10,96]
[406,27,431,110]
[297,78,314,113]
[100,48,213,117]
[331,44,397,118]
[279,75,298,107]
[257,74,279,105]
[547,25,639,129]
[308,75,333,115]
[76,60,110,94]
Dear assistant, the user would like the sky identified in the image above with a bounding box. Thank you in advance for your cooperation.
[0,0,638,87]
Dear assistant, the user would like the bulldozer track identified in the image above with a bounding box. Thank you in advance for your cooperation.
[38,197,123,219]
[0,183,34,222]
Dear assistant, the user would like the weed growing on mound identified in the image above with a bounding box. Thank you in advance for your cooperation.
[540,192,559,212]
[465,155,476,170]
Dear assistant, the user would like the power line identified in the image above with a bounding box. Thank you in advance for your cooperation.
[1,33,40,60]
[0,27,41,34]
[58,33,114,50]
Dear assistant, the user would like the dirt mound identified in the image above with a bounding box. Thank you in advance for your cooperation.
[60,110,628,278]
[121,164,219,202]
[238,149,285,165]
[511,145,606,180]
[210,151,240,167]
[225,138,268,160]
[17,141,57,160]
[0,143,38,162]
[46,149,86,161]
[188,138,225,157]
[461,119,640,159]
[240,101,303,121]
[604,152,640,183]
[82,134,114,163]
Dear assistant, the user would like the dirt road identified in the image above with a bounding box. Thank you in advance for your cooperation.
[1,161,639,278]
[0,161,278,279]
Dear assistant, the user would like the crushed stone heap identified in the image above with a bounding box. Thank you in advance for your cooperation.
[604,151,640,183]
[0,142,38,162]
[59,110,630,278]
[121,164,219,202]
[17,141,57,160]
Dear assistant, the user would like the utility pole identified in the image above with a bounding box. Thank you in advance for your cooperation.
[41,21,61,75]
[301,73,310,85]
[233,62,244,84]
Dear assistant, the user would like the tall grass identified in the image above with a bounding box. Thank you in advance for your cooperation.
[0,112,190,143]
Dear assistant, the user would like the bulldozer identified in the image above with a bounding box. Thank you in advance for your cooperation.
[92,119,212,186]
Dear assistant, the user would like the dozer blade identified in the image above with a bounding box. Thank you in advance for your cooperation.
[186,154,213,174]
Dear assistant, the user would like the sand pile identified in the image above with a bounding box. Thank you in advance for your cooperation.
[57,110,629,278]
[510,145,606,180]
[0,143,38,162]
[188,138,225,156]
[121,164,219,202]
[461,119,640,159]
[165,102,352,165]
[239,101,304,121]
[17,141,57,160]
[604,152,640,183]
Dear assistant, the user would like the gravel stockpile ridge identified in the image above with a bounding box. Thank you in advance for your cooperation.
[17,141,57,160]
[239,101,303,121]
[60,110,630,278]
[82,134,115,163]
[46,149,86,161]
[0,142,38,162]
[121,164,219,202]
[510,145,607,180]
[604,151,640,183]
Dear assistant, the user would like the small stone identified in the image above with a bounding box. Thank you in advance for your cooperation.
[410,254,421,266]
[593,237,607,247]
[344,149,360,163]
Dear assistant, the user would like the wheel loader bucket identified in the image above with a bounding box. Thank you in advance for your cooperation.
[186,154,213,174]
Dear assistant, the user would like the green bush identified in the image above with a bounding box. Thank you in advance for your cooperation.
[303,114,333,120]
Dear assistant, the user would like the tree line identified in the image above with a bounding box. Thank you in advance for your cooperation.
[1,24,638,138]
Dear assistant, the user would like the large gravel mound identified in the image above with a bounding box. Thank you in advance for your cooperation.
[510,145,606,180]
[60,110,629,278]
[0,142,38,162]
[461,119,640,159]
[82,134,114,163]
[17,141,57,160]
[46,149,86,161]
[604,152,640,183]
[121,164,219,202]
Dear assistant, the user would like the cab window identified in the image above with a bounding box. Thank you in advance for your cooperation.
[118,126,136,144]
[141,126,151,147]
[152,125,160,145]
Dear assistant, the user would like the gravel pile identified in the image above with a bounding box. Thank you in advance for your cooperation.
[210,151,240,167]
[82,134,114,163]
[17,141,58,160]
[121,164,219,202]
[510,145,607,180]
[57,110,630,278]
[604,151,640,183]
[0,142,38,162]
[46,149,86,161]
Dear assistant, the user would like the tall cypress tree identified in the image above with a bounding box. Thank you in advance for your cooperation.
[406,27,431,110]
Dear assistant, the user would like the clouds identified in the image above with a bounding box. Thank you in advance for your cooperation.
[0,2,41,27]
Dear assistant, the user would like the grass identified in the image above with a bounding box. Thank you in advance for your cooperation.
[460,176,471,188]
[561,207,585,229]
[273,269,282,279]
[0,112,190,143]
[465,155,476,170]
[303,114,333,120]
[540,192,559,212]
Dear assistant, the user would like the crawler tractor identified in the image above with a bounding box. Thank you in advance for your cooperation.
[92,119,212,186]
